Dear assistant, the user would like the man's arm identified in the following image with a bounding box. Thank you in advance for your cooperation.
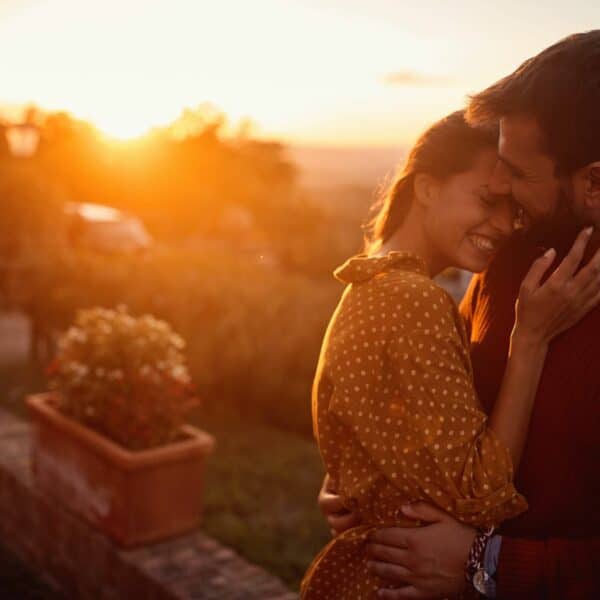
[366,504,600,599]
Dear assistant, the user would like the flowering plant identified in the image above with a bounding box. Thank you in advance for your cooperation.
[46,305,197,450]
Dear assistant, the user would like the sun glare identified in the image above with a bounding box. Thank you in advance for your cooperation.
[92,115,155,141]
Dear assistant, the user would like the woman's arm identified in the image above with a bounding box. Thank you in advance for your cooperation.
[487,332,547,470]
[488,227,600,468]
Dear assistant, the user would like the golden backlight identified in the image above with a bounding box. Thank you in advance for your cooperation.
[0,0,597,145]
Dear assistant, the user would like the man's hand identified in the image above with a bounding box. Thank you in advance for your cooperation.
[318,474,360,536]
[366,502,477,599]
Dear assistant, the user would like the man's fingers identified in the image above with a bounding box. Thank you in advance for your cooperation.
[376,585,433,599]
[319,493,346,515]
[400,501,447,523]
[549,226,593,283]
[322,473,337,494]
[318,479,346,515]
[367,544,414,570]
[327,511,360,533]
[367,560,414,585]
[369,527,411,548]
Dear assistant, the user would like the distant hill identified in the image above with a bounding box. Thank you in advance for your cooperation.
[286,144,406,191]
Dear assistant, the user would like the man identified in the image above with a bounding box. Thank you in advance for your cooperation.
[319,31,600,598]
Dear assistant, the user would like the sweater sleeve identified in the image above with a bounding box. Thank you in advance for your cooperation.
[496,535,600,599]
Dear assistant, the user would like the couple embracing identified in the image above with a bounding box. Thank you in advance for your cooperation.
[302,31,600,599]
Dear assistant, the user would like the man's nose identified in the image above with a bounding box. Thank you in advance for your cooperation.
[489,161,512,195]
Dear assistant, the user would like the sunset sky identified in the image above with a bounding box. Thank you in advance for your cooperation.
[1,0,598,146]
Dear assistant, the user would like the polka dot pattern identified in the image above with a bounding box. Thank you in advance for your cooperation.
[301,251,527,599]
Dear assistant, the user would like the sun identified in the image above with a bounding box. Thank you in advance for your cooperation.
[92,113,156,141]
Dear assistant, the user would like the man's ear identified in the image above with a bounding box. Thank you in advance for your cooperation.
[413,173,440,208]
[584,163,600,209]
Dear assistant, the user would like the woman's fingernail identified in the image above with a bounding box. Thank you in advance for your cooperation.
[586,226,594,235]
[544,248,556,258]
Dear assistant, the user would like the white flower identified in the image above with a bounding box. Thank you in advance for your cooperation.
[110,369,124,381]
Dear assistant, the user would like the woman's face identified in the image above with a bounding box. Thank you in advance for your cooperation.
[423,147,517,273]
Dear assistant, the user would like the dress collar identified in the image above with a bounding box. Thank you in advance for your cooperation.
[334,250,429,284]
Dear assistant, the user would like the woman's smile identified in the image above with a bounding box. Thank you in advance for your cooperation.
[468,232,502,256]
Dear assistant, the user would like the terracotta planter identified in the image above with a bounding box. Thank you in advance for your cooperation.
[26,392,215,547]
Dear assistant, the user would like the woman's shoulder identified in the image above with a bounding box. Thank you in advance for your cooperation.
[371,270,459,328]
[377,269,454,305]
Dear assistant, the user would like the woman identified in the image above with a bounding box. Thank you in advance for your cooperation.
[301,111,600,599]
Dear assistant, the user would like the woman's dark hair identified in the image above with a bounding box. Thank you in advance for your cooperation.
[467,30,600,174]
[365,110,498,253]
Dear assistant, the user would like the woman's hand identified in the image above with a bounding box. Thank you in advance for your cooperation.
[318,474,360,536]
[515,226,600,344]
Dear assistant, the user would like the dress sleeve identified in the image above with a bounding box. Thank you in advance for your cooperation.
[329,281,527,528]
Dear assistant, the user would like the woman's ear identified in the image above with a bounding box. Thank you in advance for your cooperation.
[413,173,440,208]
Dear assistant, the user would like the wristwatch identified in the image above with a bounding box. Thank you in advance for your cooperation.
[465,526,496,597]
[472,565,496,596]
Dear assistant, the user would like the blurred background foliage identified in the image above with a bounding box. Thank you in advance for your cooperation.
[0,105,472,590]
[0,105,370,435]
[0,105,371,589]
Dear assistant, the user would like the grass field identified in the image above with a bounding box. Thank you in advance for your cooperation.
[192,409,330,590]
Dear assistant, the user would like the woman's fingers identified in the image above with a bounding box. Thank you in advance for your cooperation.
[548,226,593,284]
[552,277,600,332]
[572,246,600,290]
[575,286,600,322]
[520,248,556,294]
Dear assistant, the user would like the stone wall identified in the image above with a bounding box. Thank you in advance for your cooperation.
[0,409,297,599]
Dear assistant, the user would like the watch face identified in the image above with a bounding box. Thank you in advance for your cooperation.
[473,569,492,594]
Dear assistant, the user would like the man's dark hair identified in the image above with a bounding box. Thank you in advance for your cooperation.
[467,30,600,174]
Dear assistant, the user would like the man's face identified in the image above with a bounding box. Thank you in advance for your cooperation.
[568,163,600,227]
[488,114,563,224]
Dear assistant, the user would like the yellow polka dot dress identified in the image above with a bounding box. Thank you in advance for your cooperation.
[301,251,527,599]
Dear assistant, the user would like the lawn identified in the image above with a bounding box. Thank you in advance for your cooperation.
[192,409,330,590]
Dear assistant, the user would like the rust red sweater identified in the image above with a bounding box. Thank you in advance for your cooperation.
[460,222,600,599]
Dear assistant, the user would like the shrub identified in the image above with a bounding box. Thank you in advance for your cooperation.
[29,245,341,436]
[47,305,197,450]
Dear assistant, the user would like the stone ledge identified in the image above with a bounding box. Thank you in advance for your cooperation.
[0,409,297,599]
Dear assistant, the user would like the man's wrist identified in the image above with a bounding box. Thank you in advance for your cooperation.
[481,535,502,598]
[465,528,500,598]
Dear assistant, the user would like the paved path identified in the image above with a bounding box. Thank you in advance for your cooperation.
[0,311,64,598]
